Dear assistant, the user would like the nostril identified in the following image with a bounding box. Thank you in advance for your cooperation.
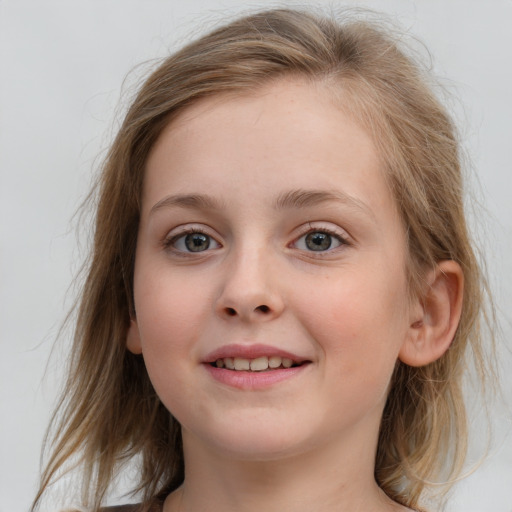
[256,305,270,313]
[225,307,237,316]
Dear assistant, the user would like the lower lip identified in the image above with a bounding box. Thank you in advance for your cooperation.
[203,364,310,390]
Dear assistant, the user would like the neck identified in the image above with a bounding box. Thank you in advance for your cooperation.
[164,425,407,512]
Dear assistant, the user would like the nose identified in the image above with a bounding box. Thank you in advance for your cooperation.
[215,248,285,322]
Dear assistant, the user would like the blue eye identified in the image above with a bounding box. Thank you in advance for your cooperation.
[294,230,344,252]
[169,231,220,253]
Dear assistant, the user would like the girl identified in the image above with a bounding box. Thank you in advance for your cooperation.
[32,8,494,512]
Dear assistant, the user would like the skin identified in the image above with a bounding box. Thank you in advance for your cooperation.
[127,79,463,512]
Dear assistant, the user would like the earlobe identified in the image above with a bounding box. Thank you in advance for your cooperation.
[126,319,143,354]
[399,260,464,367]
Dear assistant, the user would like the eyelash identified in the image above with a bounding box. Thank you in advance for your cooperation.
[163,225,351,256]
[163,227,221,255]
[291,225,350,255]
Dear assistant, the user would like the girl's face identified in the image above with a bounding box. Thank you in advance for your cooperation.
[129,79,417,461]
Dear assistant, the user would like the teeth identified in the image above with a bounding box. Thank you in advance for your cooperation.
[213,356,300,371]
[268,356,282,368]
[234,358,250,371]
[250,356,268,371]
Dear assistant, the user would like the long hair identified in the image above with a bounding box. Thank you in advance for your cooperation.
[33,8,493,511]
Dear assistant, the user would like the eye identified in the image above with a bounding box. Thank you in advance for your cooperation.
[293,230,345,252]
[167,230,221,253]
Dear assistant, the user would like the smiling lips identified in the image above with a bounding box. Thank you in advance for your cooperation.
[213,355,297,372]
[204,344,310,388]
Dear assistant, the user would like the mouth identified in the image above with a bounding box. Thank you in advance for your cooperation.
[203,344,311,373]
[210,355,307,372]
[203,344,311,389]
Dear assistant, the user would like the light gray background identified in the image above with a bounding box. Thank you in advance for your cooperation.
[1,1,511,511]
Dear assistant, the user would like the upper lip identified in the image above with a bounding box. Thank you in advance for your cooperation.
[203,344,310,364]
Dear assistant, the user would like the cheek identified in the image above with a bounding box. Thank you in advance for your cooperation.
[133,267,210,388]
[292,265,409,374]
[135,298,203,420]
[135,264,208,339]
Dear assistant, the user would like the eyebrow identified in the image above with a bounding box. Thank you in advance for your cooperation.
[150,189,374,220]
[150,193,225,214]
[274,189,375,220]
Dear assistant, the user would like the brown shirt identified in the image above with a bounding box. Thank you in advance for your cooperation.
[102,504,163,512]
[101,501,427,512]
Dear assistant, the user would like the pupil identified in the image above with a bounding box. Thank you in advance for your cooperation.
[305,232,331,251]
[185,233,210,252]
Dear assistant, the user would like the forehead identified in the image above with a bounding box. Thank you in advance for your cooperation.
[142,78,397,223]
[161,79,377,158]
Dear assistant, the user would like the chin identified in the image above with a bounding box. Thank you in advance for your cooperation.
[182,413,321,462]
[207,436,307,462]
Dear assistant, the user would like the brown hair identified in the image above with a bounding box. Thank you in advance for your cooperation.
[33,8,493,511]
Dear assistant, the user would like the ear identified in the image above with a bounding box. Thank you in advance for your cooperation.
[126,319,143,354]
[399,260,464,367]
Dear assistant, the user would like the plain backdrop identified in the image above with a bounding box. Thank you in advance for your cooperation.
[1,1,511,511]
